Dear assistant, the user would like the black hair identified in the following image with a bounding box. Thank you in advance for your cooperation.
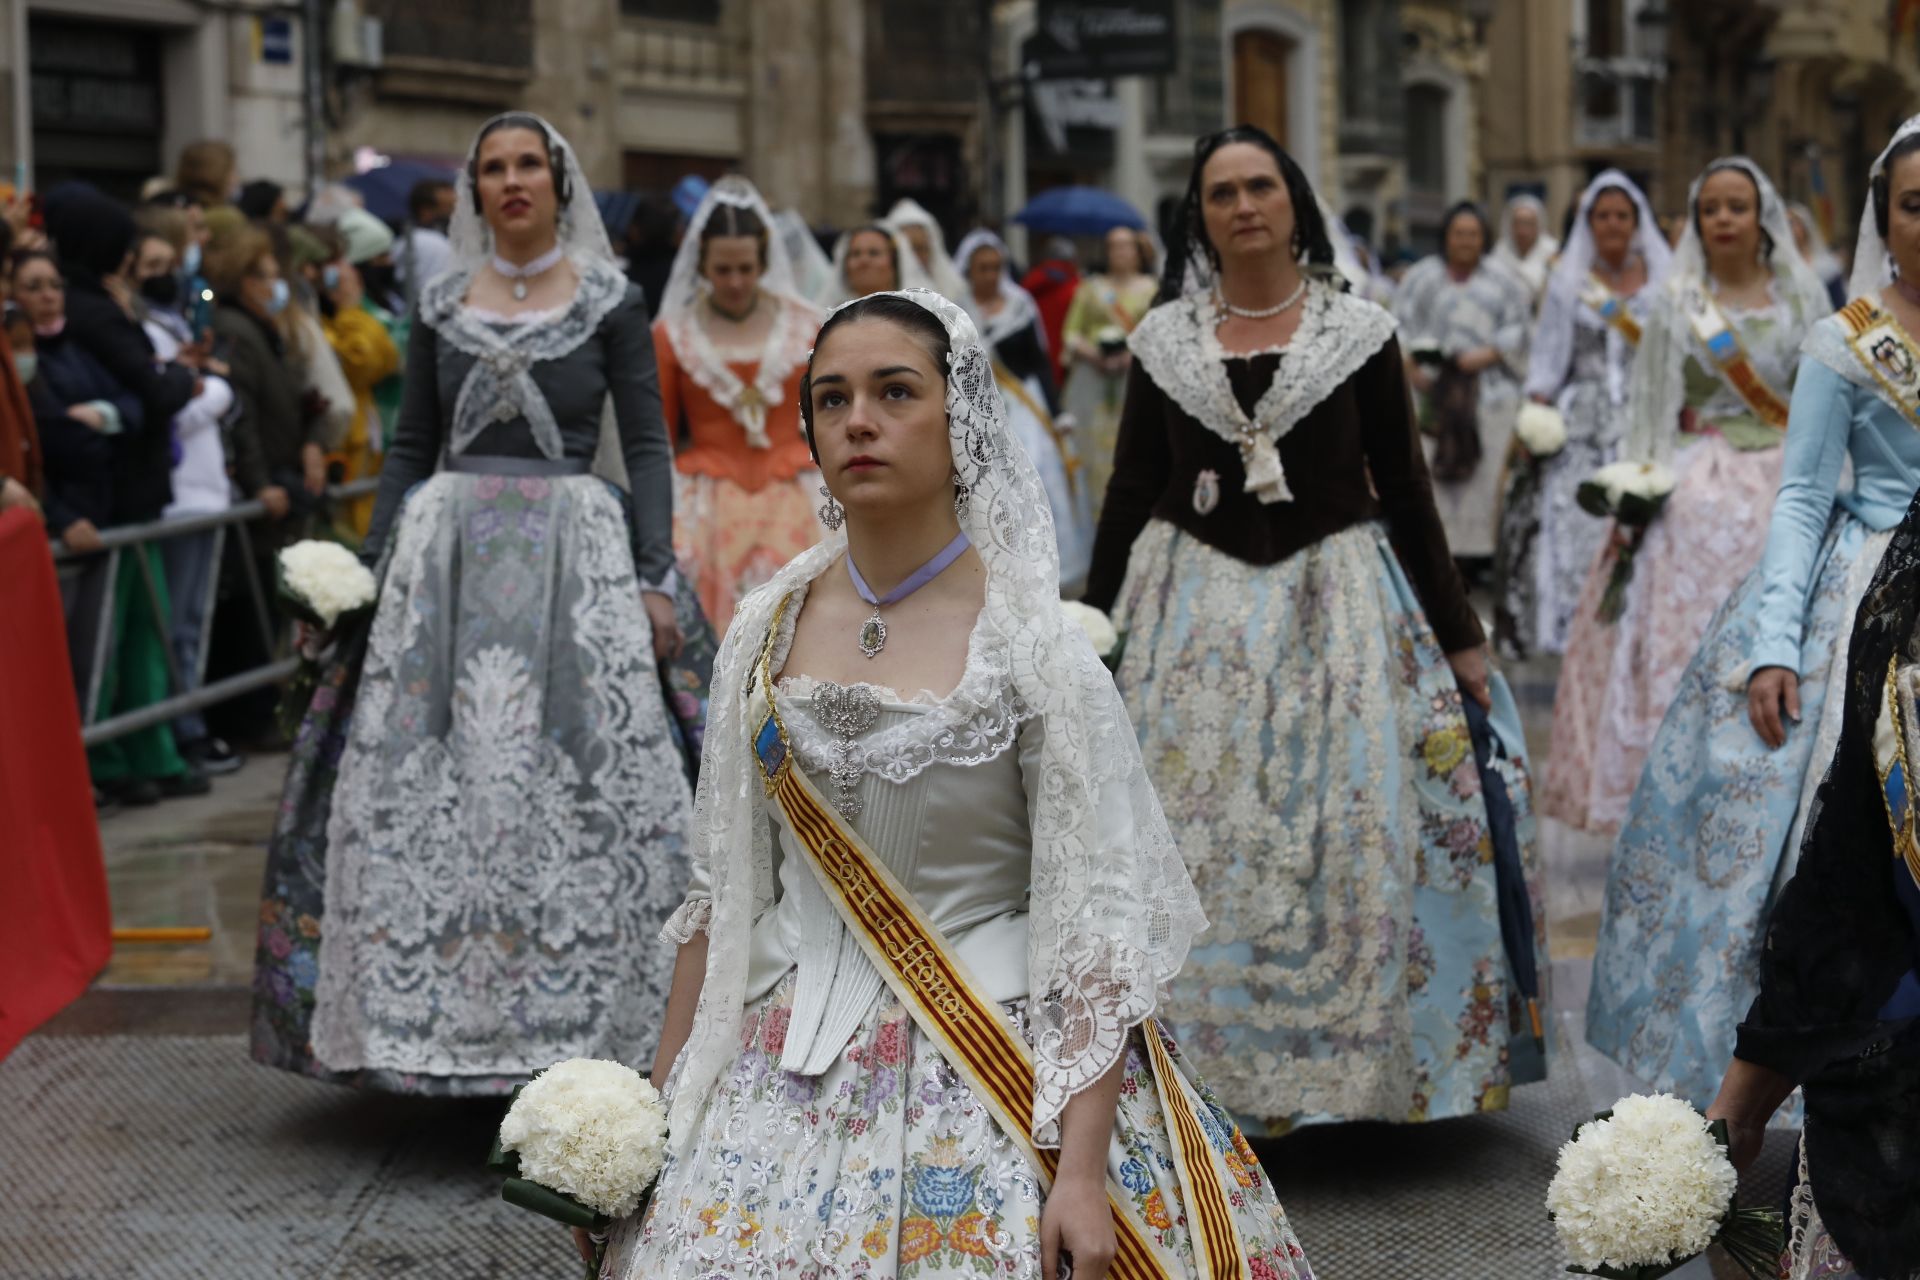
[843,224,900,288]
[1440,200,1494,254]
[237,180,284,221]
[1692,161,1774,260]
[467,113,573,215]
[1586,184,1640,228]
[1159,125,1335,304]
[797,293,951,461]
[697,202,770,273]
[409,177,455,221]
[1872,133,1920,238]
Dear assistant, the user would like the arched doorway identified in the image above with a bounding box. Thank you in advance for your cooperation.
[1233,29,1295,148]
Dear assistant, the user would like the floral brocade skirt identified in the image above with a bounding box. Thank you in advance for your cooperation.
[1540,434,1783,833]
[252,470,702,1092]
[602,972,1315,1280]
[1112,520,1548,1130]
[674,468,826,635]
[1585,512,1891,1113]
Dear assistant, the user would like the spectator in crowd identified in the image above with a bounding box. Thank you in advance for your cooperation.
[392,177,455,315]
[270,223,352,459]
[1019,235,1080,386]
[175,140,238,210]
[11,250,109,556]
[144,191,215,336]
[303,214,400,539]
[21,242,206,804]
[130,211,246,778]
[0,220,46,515]
[237,180,289,225]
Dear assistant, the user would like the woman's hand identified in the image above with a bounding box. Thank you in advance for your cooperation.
[1101,350,1131,376]
[1455,345,1500,375]
[1747,666,1801,749]
[61,517,104,553]
[1040,1171,1116,1280]
[1,476,40,517]
[66,403,106,431]
[1406,361,1436,394]
[643,590,682,662]
[301,443,328,496]
[1705,1058,1795,1173]
[569,1227,596,1270]
[258,485,291,520]
[1447,646,1493,710]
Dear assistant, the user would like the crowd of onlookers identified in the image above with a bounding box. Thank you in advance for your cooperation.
[0,142,446,811]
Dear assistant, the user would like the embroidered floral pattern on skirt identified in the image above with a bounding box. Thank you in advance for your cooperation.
[1111,519,1548,1130]
[1586,513,1891,1111]
[602,972,1314,1279]
[674,469,826,634]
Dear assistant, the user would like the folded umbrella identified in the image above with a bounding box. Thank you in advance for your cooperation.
[1463,679,1544,1050]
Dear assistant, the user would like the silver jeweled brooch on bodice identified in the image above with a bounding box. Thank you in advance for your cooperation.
[810,679,882,819]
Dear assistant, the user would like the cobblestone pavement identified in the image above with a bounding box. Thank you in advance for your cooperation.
[0,653,1799,1278]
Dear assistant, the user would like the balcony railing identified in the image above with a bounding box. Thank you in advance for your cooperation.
[1574,56,1661,149]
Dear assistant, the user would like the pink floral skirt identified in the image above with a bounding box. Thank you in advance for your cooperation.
[1540,434,1783,833]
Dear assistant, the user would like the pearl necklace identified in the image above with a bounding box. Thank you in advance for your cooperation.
[1219,276,1308,320]
[491,245,565,300]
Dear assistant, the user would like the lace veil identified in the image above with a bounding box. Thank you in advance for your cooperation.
[952,227,1044,347]
[1848,115,1920,301]
[666,288,1207,1155]
[652,175,821,448]
[773,208,838,307]
[884,197,967,300]
[1527,170,1671,399]
[1491,193,1559,293]
[417,112,633,466]
[1622,157,1830,465]
[828,223,934,303]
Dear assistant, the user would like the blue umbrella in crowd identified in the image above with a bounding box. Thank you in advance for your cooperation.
[1013,185,1146,236]
[342,160,459,226]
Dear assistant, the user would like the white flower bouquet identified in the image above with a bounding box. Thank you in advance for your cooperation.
[1063,600,1124,672]
[489,1058,670,1279]
[1546,1093,1782,1279]
[277,539,378,630]
[1575,461,1679,623]
[1515,402,1569,459]
[1408,335,1447,368]
[1095,323,1129,357]
[275,539,380,736]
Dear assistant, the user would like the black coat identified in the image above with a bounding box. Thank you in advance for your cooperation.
[59,283,195,525]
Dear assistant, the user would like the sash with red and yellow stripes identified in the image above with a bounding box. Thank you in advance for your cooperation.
[1579,274,1644,346]
[1684,282,1792,429]
[747,592,1249,1280]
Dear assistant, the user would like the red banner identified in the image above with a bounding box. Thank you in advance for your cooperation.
[0,508,109,1059]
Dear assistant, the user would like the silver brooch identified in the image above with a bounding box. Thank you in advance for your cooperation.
[811,680,881,819]
[1192,468,1221,516]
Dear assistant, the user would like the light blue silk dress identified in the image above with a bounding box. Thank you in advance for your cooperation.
[1586,309,1920,1110]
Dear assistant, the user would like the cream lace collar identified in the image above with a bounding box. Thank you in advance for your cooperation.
[662,291,821,448]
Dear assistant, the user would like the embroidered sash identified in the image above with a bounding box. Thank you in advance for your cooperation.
[1838,298,1920,433]
[993,363,1083,495]
[1685,284,1792,429]
[746,594,1249,1280]
[1580,274,1643,346]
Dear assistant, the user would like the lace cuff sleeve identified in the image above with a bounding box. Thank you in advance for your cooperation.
[659,896,713,945]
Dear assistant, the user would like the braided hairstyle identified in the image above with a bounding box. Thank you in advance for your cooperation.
[1156,125,1336,306]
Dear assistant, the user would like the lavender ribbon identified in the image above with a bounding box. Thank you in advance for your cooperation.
[846,531,972,607]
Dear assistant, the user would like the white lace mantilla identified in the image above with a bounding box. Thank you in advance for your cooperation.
[662,292,821,449]
[418,259,630,460]
[1127,282,1397,503]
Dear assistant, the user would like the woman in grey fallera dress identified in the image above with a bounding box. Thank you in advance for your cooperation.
[250,113,696,1092]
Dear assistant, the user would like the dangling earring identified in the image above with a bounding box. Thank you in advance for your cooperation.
[817,485,845,531]
[953,474,971,514]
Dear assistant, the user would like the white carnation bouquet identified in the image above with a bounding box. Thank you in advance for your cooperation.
[275,539,380,735]
[1063,600,1124,672]
[277,539,377,630]
[1546,1093,1782,1279]
[489,1058,670,1279]
[1575,461,1678,623]
[1514,401,1569,459]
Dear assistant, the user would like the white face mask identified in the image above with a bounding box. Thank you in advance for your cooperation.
[13,353,36,384]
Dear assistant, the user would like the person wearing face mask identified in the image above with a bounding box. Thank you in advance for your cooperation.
[312,212,401,539]
[130,214,247,779]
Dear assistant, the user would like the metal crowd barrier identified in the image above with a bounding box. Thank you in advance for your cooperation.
[50,478,379,747]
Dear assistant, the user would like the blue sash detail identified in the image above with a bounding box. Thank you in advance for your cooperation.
[1706,329,1740,362]
[755,713,787,783]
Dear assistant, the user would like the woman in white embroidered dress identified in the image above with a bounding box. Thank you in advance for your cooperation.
[653,176,825,629]
[886,196,968,301]
[955,227,1094,591]
[595,289,1314,1280]
[277,114,695,1092]
[1496,171,1672,658]
[1541,158,1828,834]
[1491,192,1560,304]
[1083,126,1548,1131]
[829,222,934,304]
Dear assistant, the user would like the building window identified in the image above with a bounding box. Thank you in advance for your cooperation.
[367,0,534,71]
[1232,31,1293,147]
[620,0,718,21]
[1585,0,1623,58]
[1405,84,1449,196]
